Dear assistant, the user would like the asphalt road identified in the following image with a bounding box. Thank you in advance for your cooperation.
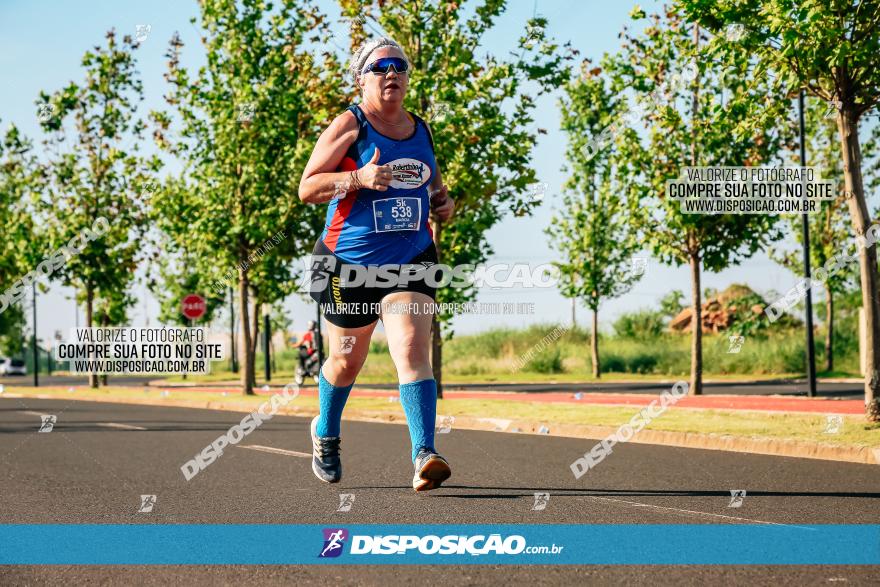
[1,397,878,584]
[0,373,864,399]
[0,373,157,387]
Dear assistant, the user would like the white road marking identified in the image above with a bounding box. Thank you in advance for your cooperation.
[477,417,512,431]
[97,422,148,431]
[20,413,146,431]
[238,444,311,458]
[585,495,816,529]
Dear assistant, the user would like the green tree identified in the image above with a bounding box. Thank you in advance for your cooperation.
[865,120,880,196]
[0,304,26,358]
[608,7,791,394]
[660,289,686,320]
[769,97,858,372]
[548,63,644,378]
[677,0,880,417]
[37,30,155,387]
[241,232,300,385]
[153,0,347,394]
[0,123,40,357]
[345,0,575,395]
[148,251,225,328]
[148,176,225,328]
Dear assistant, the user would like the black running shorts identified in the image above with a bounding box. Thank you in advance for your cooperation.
[308,240,438,328]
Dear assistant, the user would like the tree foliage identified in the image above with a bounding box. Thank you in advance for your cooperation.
[37,30,156,386]
[605,5,792,393]
[548,63,644,377]
[677,0,880,415]
[152,0,347,392]
[0,123,39,357]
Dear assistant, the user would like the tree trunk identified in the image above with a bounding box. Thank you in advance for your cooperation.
[229,287,237,373]
[837,106,880,420]
[689,248,703,396]
[238,267,254,396]
[687,24,702,397]
[824,284,833,373]
[430,218,443,398]
[99,314,108,387]
[591,309,600,379]
[86,286,97,389]
[250,299,260,388]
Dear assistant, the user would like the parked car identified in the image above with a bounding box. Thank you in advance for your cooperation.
[0,358,26,376]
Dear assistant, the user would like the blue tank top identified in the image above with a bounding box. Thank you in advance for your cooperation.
[320,104,437,265]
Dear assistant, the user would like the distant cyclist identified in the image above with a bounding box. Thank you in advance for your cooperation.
[296,320,320,380]
[298,37,454,491]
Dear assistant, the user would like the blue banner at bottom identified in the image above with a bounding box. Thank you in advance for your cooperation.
[0,524,877,565]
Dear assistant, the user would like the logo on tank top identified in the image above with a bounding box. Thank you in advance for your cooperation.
[386,158,431,189]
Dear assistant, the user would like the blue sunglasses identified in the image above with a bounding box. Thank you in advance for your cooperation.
[362,57,409,75]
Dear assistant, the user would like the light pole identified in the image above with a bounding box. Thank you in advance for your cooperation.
[799,89,817,397]
[263,305,271,383]
[32,282,38,387]
[51,331,62,376]
[229,287,237,373]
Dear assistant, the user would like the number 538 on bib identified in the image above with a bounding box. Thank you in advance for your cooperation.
[372,197,421,232]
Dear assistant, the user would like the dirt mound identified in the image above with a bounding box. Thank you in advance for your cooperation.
[669,284,766,333]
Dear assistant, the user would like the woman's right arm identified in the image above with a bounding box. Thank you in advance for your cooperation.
[298,111,361,204]
[298,111,393,204]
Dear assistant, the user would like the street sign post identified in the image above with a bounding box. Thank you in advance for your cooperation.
[180,294,206,380]
[181,294,206,321]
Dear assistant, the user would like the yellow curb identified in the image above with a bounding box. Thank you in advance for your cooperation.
[7,391,878,466]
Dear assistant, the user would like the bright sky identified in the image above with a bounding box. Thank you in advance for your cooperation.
[1,0,866,344]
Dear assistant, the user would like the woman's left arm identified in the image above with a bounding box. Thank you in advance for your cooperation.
[425,122,454,222]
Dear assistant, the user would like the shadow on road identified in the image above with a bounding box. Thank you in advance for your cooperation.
[0,421,298,433]
[348,485,880,500]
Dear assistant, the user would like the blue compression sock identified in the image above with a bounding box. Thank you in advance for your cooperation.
[316,369,353,437]
[398,378,438,462]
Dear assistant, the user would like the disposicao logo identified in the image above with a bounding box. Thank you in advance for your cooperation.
[317,530,562,557]
[349,534,527,556]
[319,528,348,558]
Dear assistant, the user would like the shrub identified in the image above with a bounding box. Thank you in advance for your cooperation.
[613,309,666,339]
[602,354,627,372]
[627,352,658,374]
[450,361,488,376]
[524,347,564,373]
[369,339,389,354]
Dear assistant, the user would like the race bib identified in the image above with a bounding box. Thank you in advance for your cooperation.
[373,197,421,232]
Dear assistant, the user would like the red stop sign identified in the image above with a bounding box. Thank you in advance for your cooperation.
[181,294,206,321]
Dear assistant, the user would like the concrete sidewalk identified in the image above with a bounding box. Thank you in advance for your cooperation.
[149,383,867,415]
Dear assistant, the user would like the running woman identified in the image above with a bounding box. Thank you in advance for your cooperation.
[298,37,455,491]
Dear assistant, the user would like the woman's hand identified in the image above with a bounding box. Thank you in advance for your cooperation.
[354,147,393,191]
[430,184,455,222]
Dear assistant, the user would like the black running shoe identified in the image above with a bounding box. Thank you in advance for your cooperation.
[412,448,451,492]
[310,416,342,483]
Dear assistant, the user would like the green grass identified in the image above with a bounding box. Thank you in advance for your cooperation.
[9,385,878,449]
[159,323,860,385]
